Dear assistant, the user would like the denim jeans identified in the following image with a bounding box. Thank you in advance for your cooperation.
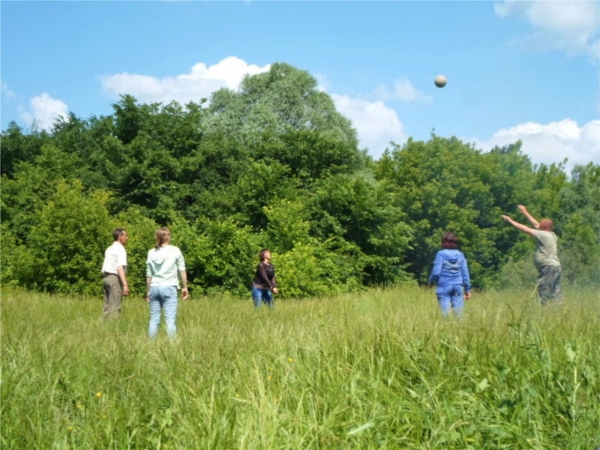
[436,284,464,317]
[148,286,178,338]
[251,285,274,308]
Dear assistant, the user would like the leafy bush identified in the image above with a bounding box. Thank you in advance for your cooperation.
[10,180,114,295]
[172,217,267,297]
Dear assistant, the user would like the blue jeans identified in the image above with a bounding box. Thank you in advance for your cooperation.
[436,285,464,317]
[148,286,178,338]
[252,286,274,308]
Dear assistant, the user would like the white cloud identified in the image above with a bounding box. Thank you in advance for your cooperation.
[100,56,271,104]
[331,93,407,158]
[374,78,432,103]
[99,56,406,158]
[1,81,15,100]
[494,0,600,60]
[18,93,69,131]
[471,118,600,174]
[314,73,331,93]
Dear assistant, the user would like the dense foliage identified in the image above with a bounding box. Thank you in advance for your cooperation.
[1,63,598,297]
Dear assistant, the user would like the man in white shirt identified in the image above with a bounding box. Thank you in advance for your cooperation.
[502,205,562,304]
[101,228,130,318]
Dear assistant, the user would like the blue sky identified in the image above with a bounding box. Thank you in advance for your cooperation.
[2,1,599,173]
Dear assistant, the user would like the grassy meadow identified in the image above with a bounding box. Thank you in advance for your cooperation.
[1,285,599,449]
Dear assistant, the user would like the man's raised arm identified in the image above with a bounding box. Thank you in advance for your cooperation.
[502,215,536,236]
[518,205,540,229]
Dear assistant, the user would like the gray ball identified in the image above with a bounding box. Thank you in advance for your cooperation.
[434,75,447,88]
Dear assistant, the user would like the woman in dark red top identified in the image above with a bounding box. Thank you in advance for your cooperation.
[251,249,279,308]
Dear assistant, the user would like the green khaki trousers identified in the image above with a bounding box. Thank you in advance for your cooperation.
[102,273,123,318]
[538,265,562,305]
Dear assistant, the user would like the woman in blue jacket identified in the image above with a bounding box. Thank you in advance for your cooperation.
[428,232,472,317]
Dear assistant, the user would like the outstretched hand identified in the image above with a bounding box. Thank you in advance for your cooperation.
[501,215,511,222]
[517,205,527,214]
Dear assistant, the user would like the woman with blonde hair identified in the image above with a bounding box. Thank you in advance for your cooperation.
[146,227,188,338]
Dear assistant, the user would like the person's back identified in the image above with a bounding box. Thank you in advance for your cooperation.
[146,244,185,288]
[438,249,464,285]
[431,249,471,288]
[146,228,188,339]
[428,232,471,317]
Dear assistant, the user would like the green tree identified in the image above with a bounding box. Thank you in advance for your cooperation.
[557,163,600,285]
[0,122,50,178]
[206,63,358,147]
[10,180,114,294]
[309,172,413,286]
[172,217,266,296]
[264,199,365,297]
[251,129,366,183]
[375,136,513,286]
[2,144,87,244]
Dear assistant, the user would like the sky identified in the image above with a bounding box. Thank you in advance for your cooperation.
[1,1,599,174]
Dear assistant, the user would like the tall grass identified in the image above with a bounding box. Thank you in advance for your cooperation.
[2,286,599,449]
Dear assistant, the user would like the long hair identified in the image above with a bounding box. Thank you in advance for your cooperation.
[259,248,270,262]
[155,227,171,249]
[441,232,459,249]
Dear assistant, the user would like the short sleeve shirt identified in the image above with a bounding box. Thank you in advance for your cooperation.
[532,230,560,269]
[101,241,127,274]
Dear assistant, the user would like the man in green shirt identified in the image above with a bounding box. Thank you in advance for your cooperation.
[502,205,562,304]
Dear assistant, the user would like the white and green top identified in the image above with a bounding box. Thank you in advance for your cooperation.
[146,245,186,288]
[532,230,560,270]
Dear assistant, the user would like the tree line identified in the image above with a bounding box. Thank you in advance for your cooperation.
[2,63,598,297]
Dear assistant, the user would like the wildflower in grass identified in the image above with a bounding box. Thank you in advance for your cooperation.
[76,402,83,409]
[268,376,272,381]
[68,426,73,431]
[288,358,293,363]
[96,392,102,398]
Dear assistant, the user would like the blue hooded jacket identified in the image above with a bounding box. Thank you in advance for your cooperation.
[428,249,471,292]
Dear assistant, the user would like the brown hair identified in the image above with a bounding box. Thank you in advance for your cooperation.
[441,232,459,249]
[113,228,126,241]
[155,227,171,249]
[539,219,554,231]
[259,248,271,262]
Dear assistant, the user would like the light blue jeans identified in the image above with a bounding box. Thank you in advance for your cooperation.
[436,284,464,317]
[148,286,178,338]
[251,285,274,308]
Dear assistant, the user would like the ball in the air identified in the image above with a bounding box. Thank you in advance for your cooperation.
[434,75,447,88]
